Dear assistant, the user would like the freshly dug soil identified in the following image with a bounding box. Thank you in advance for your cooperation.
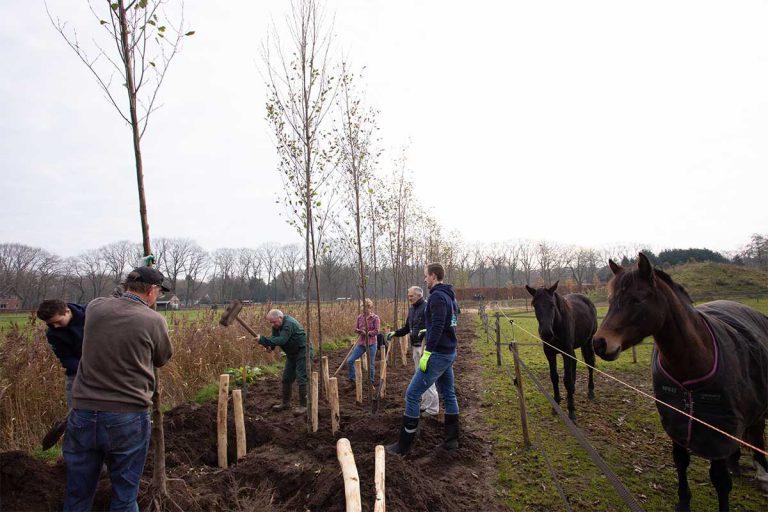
[1,320,507,512]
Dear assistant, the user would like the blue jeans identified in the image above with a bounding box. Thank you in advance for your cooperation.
[347,343,377,383]
[404,351,459,418]
[63,409,151,512]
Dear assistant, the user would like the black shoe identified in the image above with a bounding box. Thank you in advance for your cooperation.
[441,413,459,450]
[385,416,419,455]
[272,382,292,412]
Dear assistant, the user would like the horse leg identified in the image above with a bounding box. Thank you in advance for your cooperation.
[580,342,596,399]
[563,353,577,421]
[545,348,561,408]
[672,442,692,512]
[709,458,732,512]
[726,449,741,476]
[746,419,768,490]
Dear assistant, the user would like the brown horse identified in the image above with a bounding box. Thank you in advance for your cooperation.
[593,253,768,512]
[526,281,598,421]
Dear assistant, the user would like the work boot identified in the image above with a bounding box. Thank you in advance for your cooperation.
[385,416,419,456]
[272,382,292,412]
[441,413,460,450]
[293,384,308,415]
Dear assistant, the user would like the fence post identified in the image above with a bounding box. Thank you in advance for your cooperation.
[495,313,502,367]
[631,345,638,364]
[217,374,230,468]
[509,321,531,447]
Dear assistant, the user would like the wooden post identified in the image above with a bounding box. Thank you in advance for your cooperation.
[379,345,387,398]
[217,374,230,468]
[311,371,319,433]
[510,339,531,447]
[329,377,340,434]
[232,389,246,460]
[631,345,638,364]
[400,337,408,367]
[336,438,362,512]
[374,445,385,512]
[362,352,368,375]
[354,360,363,404]
[321,356,330,398]
[495,313,502,367]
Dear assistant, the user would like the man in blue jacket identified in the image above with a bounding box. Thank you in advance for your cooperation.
[386,262,460,455]
[36,299,86,408]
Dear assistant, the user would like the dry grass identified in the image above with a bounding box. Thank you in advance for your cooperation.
[0,300,406,452]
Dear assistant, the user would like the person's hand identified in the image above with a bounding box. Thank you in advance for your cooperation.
[355,328,364,334]
[419,350,432,373]
[418,329,427,340]
[386,331,395,340]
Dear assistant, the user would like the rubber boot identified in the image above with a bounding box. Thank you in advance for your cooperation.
[441,413,459,450]
[293,384,308,415]
[272,382,292,412]
[385,416,419,455]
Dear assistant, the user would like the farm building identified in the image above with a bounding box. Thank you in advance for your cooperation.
[156,294,181,310]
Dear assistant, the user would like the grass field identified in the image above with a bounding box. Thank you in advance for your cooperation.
[476,299,768,511]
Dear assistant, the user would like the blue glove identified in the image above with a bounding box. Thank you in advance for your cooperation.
[419,350,432,373]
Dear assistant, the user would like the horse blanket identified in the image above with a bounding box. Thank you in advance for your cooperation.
[652,300,768,459]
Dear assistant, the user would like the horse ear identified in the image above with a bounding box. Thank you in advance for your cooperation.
[525,285,536,297]
[547,281,558,294]
[637,252,655,284]
[608,259,622,275]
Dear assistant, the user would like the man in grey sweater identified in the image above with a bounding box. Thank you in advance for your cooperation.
[64,266,173,512]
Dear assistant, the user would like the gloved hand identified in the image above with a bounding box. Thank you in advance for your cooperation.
[386,331,395,340]
[418,329,426,341]
[419,350,432,373]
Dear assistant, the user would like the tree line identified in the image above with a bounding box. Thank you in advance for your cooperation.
[2,235,764,310]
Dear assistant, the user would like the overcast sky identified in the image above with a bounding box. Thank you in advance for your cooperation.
[2,0,767,257]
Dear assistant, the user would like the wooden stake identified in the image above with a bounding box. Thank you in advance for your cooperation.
[336,438,361,512]
[400,337,408,367]
[329,377,340,434]
[321,356,330,397]
[379,346,387,398]
[510,341,531,447]
[217,374,230,468]
[374,445,386,512]
[232,389,246,460]
[631,345,638,364]
[362,352,368,375]
[354,360,363,404]
[311,371,319,433]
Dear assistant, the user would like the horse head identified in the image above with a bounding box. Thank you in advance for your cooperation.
[593,252,668,360]
[526,281,560,343]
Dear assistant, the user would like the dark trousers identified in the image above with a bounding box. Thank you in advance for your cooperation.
[282,345,313,385]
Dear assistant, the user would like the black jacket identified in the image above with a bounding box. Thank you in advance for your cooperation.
[425,283,458,354]
[393,298,427,346]
[46,303,86,376]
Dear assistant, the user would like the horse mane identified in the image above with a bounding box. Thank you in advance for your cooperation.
[653,268,694,304]
[608,266,694,305]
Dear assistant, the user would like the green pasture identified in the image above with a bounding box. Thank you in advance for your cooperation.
[477,299,768,511]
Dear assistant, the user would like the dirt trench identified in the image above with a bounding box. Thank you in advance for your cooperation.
[0,319,507,512]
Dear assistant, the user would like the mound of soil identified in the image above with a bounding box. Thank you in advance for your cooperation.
[1,320,506,511]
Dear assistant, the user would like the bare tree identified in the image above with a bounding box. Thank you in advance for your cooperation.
[100,240,141,285]
[263,0,340,430]
[278,244,302,300]
[47,1,194,496]
[519,240,536,285]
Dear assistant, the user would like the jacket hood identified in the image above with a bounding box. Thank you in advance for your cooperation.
[430,283,455,300]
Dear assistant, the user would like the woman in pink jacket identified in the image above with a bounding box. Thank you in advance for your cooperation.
[346,298,380,385]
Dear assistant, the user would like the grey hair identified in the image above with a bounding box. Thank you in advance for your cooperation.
[266,309,284,320]
[408,286,423,297]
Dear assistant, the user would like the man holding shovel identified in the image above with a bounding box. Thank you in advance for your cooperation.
[36,300,86,409]
[255,309,312,415]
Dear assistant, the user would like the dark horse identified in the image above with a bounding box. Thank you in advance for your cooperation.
[593,253,768,512]
[526,281,598,420]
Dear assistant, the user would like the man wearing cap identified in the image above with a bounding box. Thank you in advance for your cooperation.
[63,266,173,512]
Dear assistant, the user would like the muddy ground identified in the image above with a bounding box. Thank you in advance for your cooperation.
[1,320,506,512]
